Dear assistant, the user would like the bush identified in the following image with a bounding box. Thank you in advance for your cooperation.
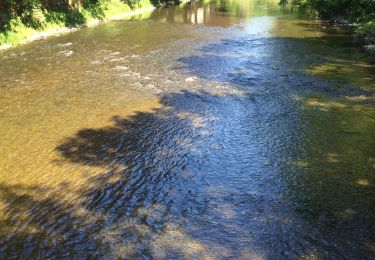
[280,0,375,23]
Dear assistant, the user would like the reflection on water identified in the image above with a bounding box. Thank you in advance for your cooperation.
[0,0,375,258]
[149,0,280,26]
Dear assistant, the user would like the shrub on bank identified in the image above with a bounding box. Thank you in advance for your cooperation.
[280,0,375,22]
[0,0,180,47]
[356,20,375,55]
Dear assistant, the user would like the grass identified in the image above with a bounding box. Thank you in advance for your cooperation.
[0,0,154,47]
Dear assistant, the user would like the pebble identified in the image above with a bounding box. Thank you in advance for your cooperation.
[90,60,101,65]
[58,50,74,57]
[58,42,73,47]
[112,66,129,71]
[185,77,197,82]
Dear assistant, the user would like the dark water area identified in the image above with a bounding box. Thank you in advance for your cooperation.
[0,0,375,258]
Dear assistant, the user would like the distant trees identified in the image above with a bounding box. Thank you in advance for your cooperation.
[280,0,375,23]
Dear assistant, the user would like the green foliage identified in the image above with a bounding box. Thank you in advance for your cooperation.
[280,0,375,22]
[356,19,375,55]
[0,0,179,33]
[358,20,375,31]
[0,0,158,46]
[149,0,180,7]
[82,0,106,19]
[65,8,87,26]
[281,0,375,55]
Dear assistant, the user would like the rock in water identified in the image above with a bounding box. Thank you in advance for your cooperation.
[185,77,197,83]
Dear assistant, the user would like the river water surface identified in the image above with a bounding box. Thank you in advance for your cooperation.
[1,0,375,258]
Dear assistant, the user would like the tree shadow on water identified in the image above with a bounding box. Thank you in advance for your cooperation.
[0,183,99,258]
[0,90,250,258]
[55,89,275,258]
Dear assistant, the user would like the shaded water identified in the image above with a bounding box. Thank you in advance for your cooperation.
[1,0,375,258]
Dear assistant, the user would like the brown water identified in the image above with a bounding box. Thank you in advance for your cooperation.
[1,0,375,258]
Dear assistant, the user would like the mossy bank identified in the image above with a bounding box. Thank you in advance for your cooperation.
[0,0,179,49]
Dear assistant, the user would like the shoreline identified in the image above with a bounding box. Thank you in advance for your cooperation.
[0,6,156,51]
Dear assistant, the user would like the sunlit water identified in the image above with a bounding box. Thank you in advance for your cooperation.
[1,0,375,258]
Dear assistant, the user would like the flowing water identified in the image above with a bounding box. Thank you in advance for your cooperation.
[0,0,375,258]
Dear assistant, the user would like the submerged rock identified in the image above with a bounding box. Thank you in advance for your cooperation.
[363,44,375,56]
[58,50,74,57]
[112,66,129,71]
[57,42,73,47]
[185,76,197,82]
[145,84,155,89]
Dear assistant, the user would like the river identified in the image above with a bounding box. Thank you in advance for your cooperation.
[0,0,375,258]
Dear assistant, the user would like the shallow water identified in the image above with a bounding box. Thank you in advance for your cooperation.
[0,0,375,258]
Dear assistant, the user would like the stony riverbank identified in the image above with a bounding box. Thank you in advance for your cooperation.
[356,21,375,56]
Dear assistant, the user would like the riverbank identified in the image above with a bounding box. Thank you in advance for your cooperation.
[356,20,375,56]
[0,0,158,50]
[280,0,375,56]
